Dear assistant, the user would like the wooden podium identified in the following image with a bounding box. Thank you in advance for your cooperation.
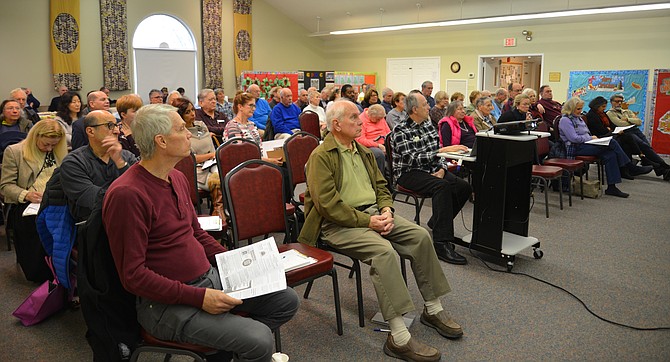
[454,131,548,271]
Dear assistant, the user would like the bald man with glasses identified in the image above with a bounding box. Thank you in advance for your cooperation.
[60,110,138,221]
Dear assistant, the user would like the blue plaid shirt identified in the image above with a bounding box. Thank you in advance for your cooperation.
[216,101,234,121]
[391,117,448,182]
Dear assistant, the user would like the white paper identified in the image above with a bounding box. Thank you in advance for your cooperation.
[201,159,216,170]
[280,249,317,272]
[586,136,612,146]
[612,125,634,134]
[198,216,222,231]
[215,237,286,299]
[22,203,41,217]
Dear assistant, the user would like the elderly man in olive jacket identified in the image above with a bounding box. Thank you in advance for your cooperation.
[298,100,463,362]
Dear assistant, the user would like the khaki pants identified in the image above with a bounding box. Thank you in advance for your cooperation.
[321,206,451,320]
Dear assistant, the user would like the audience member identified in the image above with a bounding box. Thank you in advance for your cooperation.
[0,119,67,282]
[116,94,143,158]
[166,90,181,106]
[391,92,471,265]
[429,91,449,129]
[71,91,110,150]
[502,82,523,113]
[147,89,162,105]
[294,89,309,110]
[421,81,435,108]
[10,88,40,123]
[104,104,298,361]
[380,87,394,114]
[471,96,497,132]
[450,92,465,102]
[177,87,186,96]
[160,87,169,102]
[214,88,234,120]
[558,97,651,198]
[341,84,364,113]
[497,94,532,123]
[268,86,281,109]
[48,85,68,111]
[538,85,562,126]
[386,92,407,131]
[195,88,227,137]
[270,88,301,139]
[438,101,477,148]
[606,94,652,146]
[491,88,507,119]
[464,90,481,116]
[0,99,33,134]
[54,91,82,150]
[320,85,333,109]
[521,88,545,120]
[361,88,380,109]
[173,97,225,216]
[299,100,463,362]
[23,87,40,111]
[99,86,116,106]
[247,84,272,136]
[355,104,390,173]
[61,110,138,221]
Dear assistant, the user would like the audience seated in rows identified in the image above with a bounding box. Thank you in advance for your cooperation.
[385,91,407,131]
[464,90,481,116]
[421,81,435,108]
[429,91,449,130]
[195,88,227,137]
[268,86,281,109]
[360,88,380,109]
[214,88,234,120]
[491,87,507,120]
[502,83,522,113]
[0,99,33,135]
[355,104,390,173]
[471,96,498,132]
[116,94,143,158]
[294,89,309,111]
[247,84,272,136]
[270,88,302,140]
[522,88,545,120]
[538,85,562,126]
[54,91,82,150]
[497,94,532,123]
[438,100,478,149]
[71,91,110,150]
[380,87,394,113]
[341,84,364,113]
[48,85,68,111]
[10,88,40,124]
[23,87,40,111]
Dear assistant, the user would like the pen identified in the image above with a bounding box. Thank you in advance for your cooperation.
[373,328,391,332]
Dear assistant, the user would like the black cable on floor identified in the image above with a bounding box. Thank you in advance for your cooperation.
[470,252,670,331]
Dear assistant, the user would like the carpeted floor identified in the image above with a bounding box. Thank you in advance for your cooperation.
[1,166,669,361]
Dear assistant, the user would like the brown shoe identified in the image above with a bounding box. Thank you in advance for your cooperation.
[383,334,441,362]
[420,307,463,339]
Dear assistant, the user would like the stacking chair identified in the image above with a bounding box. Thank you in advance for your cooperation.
[283,131,319,207]
[531,128,564,217]
[298,110,321,140]
[575,115,604,184]
[385,131,428,224]
[130,328,223,362]
[224,159,343,338]
[174,153,209,215]
[544,119,585,205]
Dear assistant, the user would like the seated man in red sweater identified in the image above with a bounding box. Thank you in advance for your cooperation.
[103,104,299,361]
[355,104,390,173]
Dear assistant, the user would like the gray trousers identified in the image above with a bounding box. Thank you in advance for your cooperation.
[321,206,451,320]
[137,267,299,362]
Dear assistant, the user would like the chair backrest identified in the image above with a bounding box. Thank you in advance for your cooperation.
[173,153,201,213]
[215,137,262,181]
[224,160,289,246]
[299,111,321,140]
[0,130,27,159]
[535,122,551,161]
[283,132,319,190]
[384,130,397,187]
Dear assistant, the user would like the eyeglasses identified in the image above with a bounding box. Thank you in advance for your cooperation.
[89,122,120,130]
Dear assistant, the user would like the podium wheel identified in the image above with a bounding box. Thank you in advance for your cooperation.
[533,249,544,259]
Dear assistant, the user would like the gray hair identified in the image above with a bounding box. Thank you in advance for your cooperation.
[475,96,492,108]
[434,90,449,103]
[421,81,433,89]
[325,99,349,131]
[405,92,422,115]
[214,88,225,96]
[367,104,386,118]
[132,104,177,159]
[521,88,536,97]
[197,88,214,102]
[495,88,507,96]
[562,97,584,116]
[445,100,464,118]
[307,90,319,100]
[610,93,624,103]
[381,87,393,97]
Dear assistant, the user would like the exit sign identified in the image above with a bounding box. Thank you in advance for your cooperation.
[504,38,516,47]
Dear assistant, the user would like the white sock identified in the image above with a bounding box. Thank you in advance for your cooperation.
[424,298,444,315]
[388,316,411,346]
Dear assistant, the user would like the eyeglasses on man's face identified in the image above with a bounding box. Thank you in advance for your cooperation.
[89,122,121,130]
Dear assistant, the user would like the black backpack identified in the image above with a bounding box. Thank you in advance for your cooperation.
[77,193,139,361]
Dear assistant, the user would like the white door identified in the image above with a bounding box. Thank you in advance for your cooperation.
[386,57,441,94]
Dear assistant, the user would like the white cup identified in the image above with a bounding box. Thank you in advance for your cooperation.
[271,352,289,362]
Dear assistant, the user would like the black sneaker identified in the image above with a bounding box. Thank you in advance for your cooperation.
[629,165,653,176]
[434,242,467,265]
[605,186,629,198]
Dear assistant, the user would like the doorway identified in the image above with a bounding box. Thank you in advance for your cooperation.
[479,54,543,92]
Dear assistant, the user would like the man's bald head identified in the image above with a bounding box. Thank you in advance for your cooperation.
[88,91,110,111]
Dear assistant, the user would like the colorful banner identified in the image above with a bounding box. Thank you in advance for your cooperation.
[298,70,326,91]
[50,0,81,90]
[233,0,253,85]
[202,0,223,89]
[651,69,670,155]
[568,69,649,127]
[100,0,130,91]
[240,72,299,101]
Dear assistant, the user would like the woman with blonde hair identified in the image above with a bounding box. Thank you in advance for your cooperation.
[429,91,449,129]
[0,119,67,282]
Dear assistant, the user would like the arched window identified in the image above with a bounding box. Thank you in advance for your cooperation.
[133,15,198,104]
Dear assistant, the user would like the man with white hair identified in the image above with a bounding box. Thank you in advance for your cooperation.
[195,88,227,136]
[48,85,68,111]
[421,81,435,108]
[9,88,40,123]
[294,89,309,110]
[247,84,272,136]
[103,104,299,361]
[380,87,394,113]
[492,88,508,120]
[299,100,463,362]
[269,88,301,139]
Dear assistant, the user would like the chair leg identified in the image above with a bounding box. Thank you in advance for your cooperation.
[274,328,281,352]
[351,259,365,328]
[567,171,573,207]
[330,268,343,335]
[543,178,549,218]
[303,281,314,299]
[558,177,563,210]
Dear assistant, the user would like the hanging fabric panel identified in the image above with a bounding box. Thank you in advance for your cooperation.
[100,0,130,91]
[50,0,81,90]
[233,0,253,83]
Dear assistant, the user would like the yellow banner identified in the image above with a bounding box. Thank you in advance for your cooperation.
[50,0,81,89]
[233,10,253,79]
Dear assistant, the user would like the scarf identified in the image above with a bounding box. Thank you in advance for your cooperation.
[597,110,610,129]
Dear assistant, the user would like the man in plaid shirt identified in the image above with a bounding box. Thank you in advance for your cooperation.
[391,92,472,265]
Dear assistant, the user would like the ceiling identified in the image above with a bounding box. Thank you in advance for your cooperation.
[262,0,670,37]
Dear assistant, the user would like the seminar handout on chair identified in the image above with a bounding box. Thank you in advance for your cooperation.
[215,237,287,299]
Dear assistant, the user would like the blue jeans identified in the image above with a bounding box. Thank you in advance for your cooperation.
[575,138,630,185]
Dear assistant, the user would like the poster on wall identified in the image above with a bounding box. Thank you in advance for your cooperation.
[299,70,327,91]
[568,69,649,127]
[240,71,299,101]
[651,69,670,155]
[332,72,377,94]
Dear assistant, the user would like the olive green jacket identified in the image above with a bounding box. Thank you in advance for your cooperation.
[297,133,394,246]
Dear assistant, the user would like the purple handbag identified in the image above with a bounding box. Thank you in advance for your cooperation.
[12,257,67,326]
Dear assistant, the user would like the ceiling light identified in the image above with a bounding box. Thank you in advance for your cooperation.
[328,3,670,35]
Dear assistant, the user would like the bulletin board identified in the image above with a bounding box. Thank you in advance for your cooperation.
[240,71,299,101]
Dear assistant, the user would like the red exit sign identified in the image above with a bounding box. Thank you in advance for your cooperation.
[504,38,516,47]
